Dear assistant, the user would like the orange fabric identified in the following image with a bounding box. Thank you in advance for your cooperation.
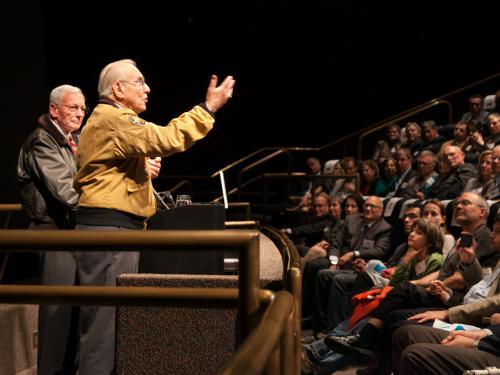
[348,285,393,330]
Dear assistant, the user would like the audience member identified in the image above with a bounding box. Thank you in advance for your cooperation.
[421,120,446,155]
[461,94,490,131]
[428,145,477,199]
[359,160,379,195]
[403,122,426,158]
[422,199,455,257]
[400,150,438,199]
[464,149,493,194]
[372,124,402,163]
[282,192,334,251]
[480,112,500,149]
[386,148,417,197]
[482,144,500,200]
[374,157,397,197]
[340,193,364,219]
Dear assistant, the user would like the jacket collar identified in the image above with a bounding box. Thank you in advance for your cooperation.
[98,97,121,108]
[38,114,69,146]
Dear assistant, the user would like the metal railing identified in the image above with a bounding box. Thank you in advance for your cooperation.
[357,99,452,160]
[0,203,23,282]
[0,229,260,338]
[222,290,295,375]
[0,227,302,374]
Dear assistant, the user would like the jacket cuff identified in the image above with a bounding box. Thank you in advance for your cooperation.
[198,102,215,118]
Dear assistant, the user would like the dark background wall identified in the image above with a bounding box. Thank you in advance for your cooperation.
[2,1,500,203]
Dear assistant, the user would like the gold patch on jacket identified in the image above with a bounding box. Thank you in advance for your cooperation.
[128,116,145,126]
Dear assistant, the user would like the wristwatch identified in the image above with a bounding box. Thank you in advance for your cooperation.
[472,339,480,350]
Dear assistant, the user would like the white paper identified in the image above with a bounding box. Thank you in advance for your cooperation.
[220,171,228,209]
[432,318,481,332]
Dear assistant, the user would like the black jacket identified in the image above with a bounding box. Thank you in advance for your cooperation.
[16,114,79,228]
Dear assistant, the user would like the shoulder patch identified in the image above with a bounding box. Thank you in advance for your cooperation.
[128,116,145,126]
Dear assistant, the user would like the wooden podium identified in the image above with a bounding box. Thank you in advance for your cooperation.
[139,204,225,274]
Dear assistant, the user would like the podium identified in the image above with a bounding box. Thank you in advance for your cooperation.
[139,204,225,274]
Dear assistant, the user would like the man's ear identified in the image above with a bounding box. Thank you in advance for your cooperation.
[49,103,58,118]
[112,81,125,99]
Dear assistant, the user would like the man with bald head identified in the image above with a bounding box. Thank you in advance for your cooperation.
[74,59,235,374]
[312,196,392,332]
[429,145,477,200]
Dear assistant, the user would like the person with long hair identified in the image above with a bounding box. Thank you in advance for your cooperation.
[422,199,456,257]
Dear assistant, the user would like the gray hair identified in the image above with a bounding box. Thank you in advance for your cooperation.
[418,150,437,168]
[465,192,490,217]
[97,59,137,97]
[49,84,83,105]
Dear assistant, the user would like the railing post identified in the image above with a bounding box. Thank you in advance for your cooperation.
[239,231,260,339]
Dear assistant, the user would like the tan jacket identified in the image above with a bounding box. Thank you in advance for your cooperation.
[74,102,214,218]
[448,259,500,325]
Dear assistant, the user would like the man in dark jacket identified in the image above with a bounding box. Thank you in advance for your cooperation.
[429,145,477,200]
[16,84,86,375]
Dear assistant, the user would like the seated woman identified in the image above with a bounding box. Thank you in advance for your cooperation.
[302,219,444,375]
[464,149,492,195]
[422,199,455,257]
[359,159,379,196]
[374,157,397,197]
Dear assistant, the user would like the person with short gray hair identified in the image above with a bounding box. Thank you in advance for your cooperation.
[17,84,87,375]
[74,59,235,374]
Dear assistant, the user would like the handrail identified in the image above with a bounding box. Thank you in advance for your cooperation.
[0,229,260,338]
[210,147,316,178]
[0,204,22,212]
[357,99,453,160]
[237,149,292,199]
[168,179,193,194]
[222,290,295,375]
[225,220,259,229]
[0,284,242,306]
[0,203,24,282]
[214,173,360,204]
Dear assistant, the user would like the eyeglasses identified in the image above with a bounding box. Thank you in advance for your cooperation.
[364,203,382,209]
[55,104,89,114]
[456,199,485,208]
[119,79,148,89]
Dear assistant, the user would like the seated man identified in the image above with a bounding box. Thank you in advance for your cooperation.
[428,145,477,200]
[395,321,500,375]
[282,192,334,253]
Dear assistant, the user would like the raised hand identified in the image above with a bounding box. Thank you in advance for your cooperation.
[205,75,236,113]
[457,234,477,265]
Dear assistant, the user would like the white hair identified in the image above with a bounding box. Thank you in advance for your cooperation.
[49,84,83,104]
[97,59,137,97]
